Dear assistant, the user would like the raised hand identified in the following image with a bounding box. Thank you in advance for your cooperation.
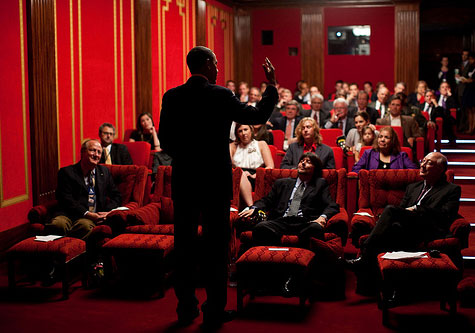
[262,57,276,85]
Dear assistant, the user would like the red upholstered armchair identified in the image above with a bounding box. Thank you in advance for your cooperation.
[321,129,343,147]
[121,166,244,258]
[349,169,470,265]
[27,165,149,242]
[239,168,349,248]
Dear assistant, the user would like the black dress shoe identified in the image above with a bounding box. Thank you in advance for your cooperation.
[41,266,58,287]
[282,276,298,298]
[345,256,368,272]
[202,310,236,330]
[177,307,200,326]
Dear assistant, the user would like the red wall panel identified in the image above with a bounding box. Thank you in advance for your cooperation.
[151,0,195,121]
[205,0,234,86]
[0,0,32,232]
[56,0,136,165]
[324,6,395,97]
[251,8,301,90]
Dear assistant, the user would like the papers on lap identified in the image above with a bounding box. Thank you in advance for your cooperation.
[382,251,428,260]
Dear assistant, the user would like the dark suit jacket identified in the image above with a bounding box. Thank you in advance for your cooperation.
[280,142,335,169]
[159,75,278,201]
[359,106,379,124]
[399,178,461,240]
[271,116,303,138]
[300,109,330,128]
[56,163,122,221]
[254,177,339,221]
[99,143,133,165]
[376,115,421,147]
[324,116,355,136]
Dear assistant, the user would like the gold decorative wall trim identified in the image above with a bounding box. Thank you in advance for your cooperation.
[54,0,60,166]
[70,0,76,162]
[120,0,125,140]
[0,0,29,207]
[113,0,119,137]
[130,0,136,120]
[78,0,84,143]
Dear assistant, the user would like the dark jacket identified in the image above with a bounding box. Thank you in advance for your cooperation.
[99,143,133,165]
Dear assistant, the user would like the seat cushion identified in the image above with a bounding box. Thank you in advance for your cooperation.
[236,246,315,267]
[7,237,86,262]
[103,234,174,257]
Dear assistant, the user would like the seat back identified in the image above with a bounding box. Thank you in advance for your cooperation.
[123,129,134,142]
[359,145,413,161]
[122,141,151,167]
[375,125,403,146]
[253,168,347,207]
[321,129,343,147]
[358,169,454,216]
[103,164,149,207]
[421,111,430,121]
[332,146,344,170]
[272,130,285,150]
[268,145,282,167]
[152,166,243,208]
[301,104,311,110]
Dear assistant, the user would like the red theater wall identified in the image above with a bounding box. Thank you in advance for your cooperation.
[0,0,32,232]
[55,0,136,165]
[151,0,196,121]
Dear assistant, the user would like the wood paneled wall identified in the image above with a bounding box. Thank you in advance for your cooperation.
[135,0,152,117]
[196,0,207,46]
[301,7,324,91]
[395,2,420,93]
[26,0,58,205]
[233,9,252,84]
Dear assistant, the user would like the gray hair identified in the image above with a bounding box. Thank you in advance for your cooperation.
[333,97,348,107]
[99,123,115,135]
[311,93,324,102]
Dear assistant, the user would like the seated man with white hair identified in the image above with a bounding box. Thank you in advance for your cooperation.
[301,93,330,128]
[324,97,355,136]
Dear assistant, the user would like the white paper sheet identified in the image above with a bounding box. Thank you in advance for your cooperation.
[381,251,428,260]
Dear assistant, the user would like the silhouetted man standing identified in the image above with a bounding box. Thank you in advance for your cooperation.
[159,46,278,328]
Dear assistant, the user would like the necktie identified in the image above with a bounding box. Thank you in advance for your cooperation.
[88,173,96,212]
[415,184,431,205]
[338,120,343,129]
[287,182,305,216]
[104,150,112,165]
[285,120,293,140]
[442,97,446,109]
[314,111,319,125]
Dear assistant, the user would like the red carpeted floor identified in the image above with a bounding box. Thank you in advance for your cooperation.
[0,261,474,333]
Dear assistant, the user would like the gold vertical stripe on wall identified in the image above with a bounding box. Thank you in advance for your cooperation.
[185,0,190,79]
[54,0,60,167]
[120,0,125,139]
[70,0,76,162]
[131,0,136,118]
[0,0,29,207]
[113,0,119,136]
[177,0,186,83]
[78,0,84,142]
[161,0,171,98]
[191,0,195,47]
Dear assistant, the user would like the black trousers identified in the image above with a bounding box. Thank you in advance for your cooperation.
[252,216,324,247]
[362,205,435,261]
[173,198,230,317]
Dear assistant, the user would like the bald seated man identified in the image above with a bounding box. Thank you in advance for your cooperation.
[347,152,461,270]
[45,139,121,240]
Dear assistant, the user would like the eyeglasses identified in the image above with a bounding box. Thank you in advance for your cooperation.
[101,131,114,136]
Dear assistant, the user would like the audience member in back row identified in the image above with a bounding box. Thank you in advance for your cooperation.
[407,80,428,107]
[301,93,330,128]
[230,124,274,207]
[247,87,262,106]
[271,100,303,148]
[294,80,311,105]
[368,85,390,118]
[46,139,121,240]
[129,112,172,169]
[253,123,273,145]
[238,81,250,103]
[376,95,422,148]
[345,111,378,161]
[324,98,355,136]
[356,90,379,124]
[225,80,236,95]
[352,126,417,173]
[98,123,133,165]
[281,117,335,169]
[239,153,339,247]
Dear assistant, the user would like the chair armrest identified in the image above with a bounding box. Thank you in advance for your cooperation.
[126,202,162,226]
[349,208,376,247]
[449,216,471,249]
[27,200,59,224]
[326,208,349,246]
[346,151,355,174]
[346,171,358,218]
[426,125,435,153]
[435,117,443,151]
[416,137,424,162]
[450,108,457,120]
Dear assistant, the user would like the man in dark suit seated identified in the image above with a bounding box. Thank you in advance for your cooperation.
[45,139,122,240]
[271,100,303,148]
[324,98,356,136]
[346,152,461,293]
[239,153,339,247]
[98,123,133,165]
[356,91,379,124]
[369,86,390,119]
[300,93,329,128]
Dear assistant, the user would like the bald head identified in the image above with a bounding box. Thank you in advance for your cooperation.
[420,152,448,184]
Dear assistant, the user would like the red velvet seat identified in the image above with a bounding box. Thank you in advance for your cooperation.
[122,141,152,168]
[272,129,285,151]
[350,169,470,267]
[321,129,343,147]
[7,237,87,299]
